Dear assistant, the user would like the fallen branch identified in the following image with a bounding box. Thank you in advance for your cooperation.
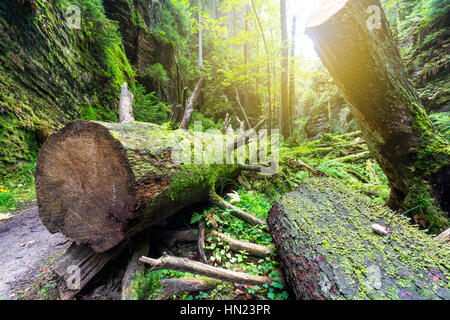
[330,151,371,163]
[297,160,327,177]
[209,191,268,227]
[198,221,207,263]
[140,253,276,286]
[211,232,273,258]
[157,277,220,300]
[435,228,450,244]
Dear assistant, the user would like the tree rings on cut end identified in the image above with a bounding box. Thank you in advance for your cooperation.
[35,121,137,252]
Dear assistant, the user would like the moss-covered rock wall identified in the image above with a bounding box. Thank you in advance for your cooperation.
[0,0,133,175]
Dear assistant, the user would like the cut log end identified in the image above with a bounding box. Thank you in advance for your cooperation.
[306,0,348,29]
[35,120,137,252]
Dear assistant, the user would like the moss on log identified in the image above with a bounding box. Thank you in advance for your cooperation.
[36,120,240,252]
[268,178,450,300]
[305,0,450,232]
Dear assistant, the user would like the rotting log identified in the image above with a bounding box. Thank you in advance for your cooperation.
[51,242,128,300]
[268,178,450,300]
[140,253,276,286]
[305,0,450,232]
[36,120,240,253]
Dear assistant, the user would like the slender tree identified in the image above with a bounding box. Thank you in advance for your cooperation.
[251,0,272,130]
[198,0,203,70]
[280,0,289,137]
[288,16,296,135]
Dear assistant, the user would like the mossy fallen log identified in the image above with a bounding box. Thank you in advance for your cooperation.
[36,120,240,253]
[268,178,450,300]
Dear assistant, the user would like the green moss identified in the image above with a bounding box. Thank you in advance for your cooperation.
[274,178,450,300]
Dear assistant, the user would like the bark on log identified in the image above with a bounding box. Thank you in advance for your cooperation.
[179,77,206,130]
[268,178,450,300]
[51,242,128,300]
[35,120,240,252]
[305,0,449,232]
[140,253,275,286]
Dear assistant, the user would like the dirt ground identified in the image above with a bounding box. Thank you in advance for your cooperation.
[0,202,69,300]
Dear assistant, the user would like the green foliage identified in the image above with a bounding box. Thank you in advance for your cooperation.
[145,64,170,89]
[133,85,171,125]
[0,162,36,213]
[61,0,135,100]
[429,112,450,141]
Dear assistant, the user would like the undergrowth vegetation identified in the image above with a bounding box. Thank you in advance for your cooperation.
[131,129,390,301]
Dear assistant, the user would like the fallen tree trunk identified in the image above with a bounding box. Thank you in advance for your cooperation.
[268,178,450,300]
[305,0,449,232]
[35,120,240,252]
[140,253,275,286]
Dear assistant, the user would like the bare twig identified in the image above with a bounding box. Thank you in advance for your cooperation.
[198,221,207,263]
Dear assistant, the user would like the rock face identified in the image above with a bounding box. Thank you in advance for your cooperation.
[102,0,178,104]
[0,0,128,174]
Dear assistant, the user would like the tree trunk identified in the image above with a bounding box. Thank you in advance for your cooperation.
[198,1,203,70]
[179,77,206,130]
[280,0,289,137]
[268,178,450,300]
[305,0,449,233]
[288,16,296,136]
[35,120,239,252]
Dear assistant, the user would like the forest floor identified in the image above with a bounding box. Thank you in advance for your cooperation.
[0,202,69,300]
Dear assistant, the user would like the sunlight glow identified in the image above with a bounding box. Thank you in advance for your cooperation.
[288,0,323,60]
